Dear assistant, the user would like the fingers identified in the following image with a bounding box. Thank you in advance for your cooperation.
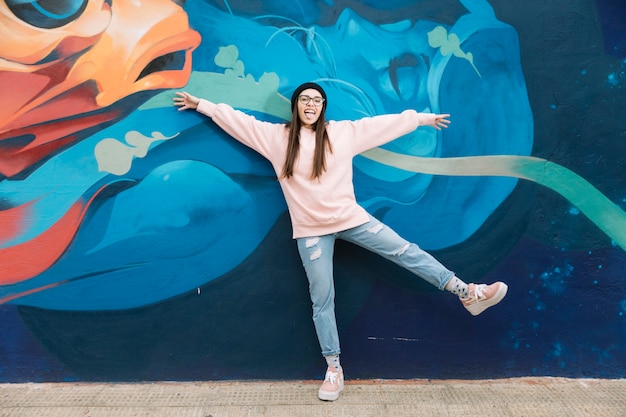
[173,91,184,104]
[174,91,200,111]
[173,91,191,110]
[435,114,451,130]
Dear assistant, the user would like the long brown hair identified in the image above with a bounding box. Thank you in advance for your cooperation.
[281,104,332,180]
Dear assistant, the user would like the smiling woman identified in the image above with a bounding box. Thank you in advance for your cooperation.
[295,89,326,126]
[174,80,506,400]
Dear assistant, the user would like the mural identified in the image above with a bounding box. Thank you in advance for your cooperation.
[0,0,625,381]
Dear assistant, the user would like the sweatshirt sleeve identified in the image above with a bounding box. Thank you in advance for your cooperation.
[196,99,283,160]
[339,110,437,155]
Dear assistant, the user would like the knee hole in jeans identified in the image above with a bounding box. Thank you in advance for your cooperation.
[305,237,321,248]
[310,248,322,260]
[304,237,323,260]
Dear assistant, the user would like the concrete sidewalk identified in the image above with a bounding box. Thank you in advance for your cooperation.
[1,377,625,417]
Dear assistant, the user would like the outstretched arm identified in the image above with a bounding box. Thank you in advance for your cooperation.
[173,91,200,111]
[348,110,451,155]
[172,91,284,161]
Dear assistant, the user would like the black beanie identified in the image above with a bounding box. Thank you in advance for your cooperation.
[290,82,327,111]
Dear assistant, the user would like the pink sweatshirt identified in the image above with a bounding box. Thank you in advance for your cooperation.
[196,99,436,239]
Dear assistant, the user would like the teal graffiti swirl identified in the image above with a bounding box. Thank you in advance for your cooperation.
[362,148,626,251]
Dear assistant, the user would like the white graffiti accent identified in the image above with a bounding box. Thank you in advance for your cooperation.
[428,26,481,77]
[94,131,178,175]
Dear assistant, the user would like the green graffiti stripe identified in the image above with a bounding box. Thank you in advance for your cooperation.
[362,148,626,250]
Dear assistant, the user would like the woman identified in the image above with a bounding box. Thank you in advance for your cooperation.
[174,82,507,401]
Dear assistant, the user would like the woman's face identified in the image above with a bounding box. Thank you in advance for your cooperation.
[296,88,325,128]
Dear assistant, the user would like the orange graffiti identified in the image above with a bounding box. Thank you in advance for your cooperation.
[0,194,90,285]
[0,0,201,178]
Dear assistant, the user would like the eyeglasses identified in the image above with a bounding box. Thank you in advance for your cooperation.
[298,95,325,107]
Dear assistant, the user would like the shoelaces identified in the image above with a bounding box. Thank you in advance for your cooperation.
[472,284,487,301]
[324,370,339,385]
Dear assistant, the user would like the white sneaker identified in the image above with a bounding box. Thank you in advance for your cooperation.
[461,282,508,316]
[318,366,344,401]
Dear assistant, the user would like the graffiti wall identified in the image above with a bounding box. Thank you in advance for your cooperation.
[1,0,625,382]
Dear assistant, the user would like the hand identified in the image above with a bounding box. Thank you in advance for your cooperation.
[173,91,200,111]
[433,113,451,130]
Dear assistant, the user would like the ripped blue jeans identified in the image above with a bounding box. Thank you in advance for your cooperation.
[296,214,455,357]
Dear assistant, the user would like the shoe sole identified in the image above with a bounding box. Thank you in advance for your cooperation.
[466,283,508,316]
[318,381,344,401]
